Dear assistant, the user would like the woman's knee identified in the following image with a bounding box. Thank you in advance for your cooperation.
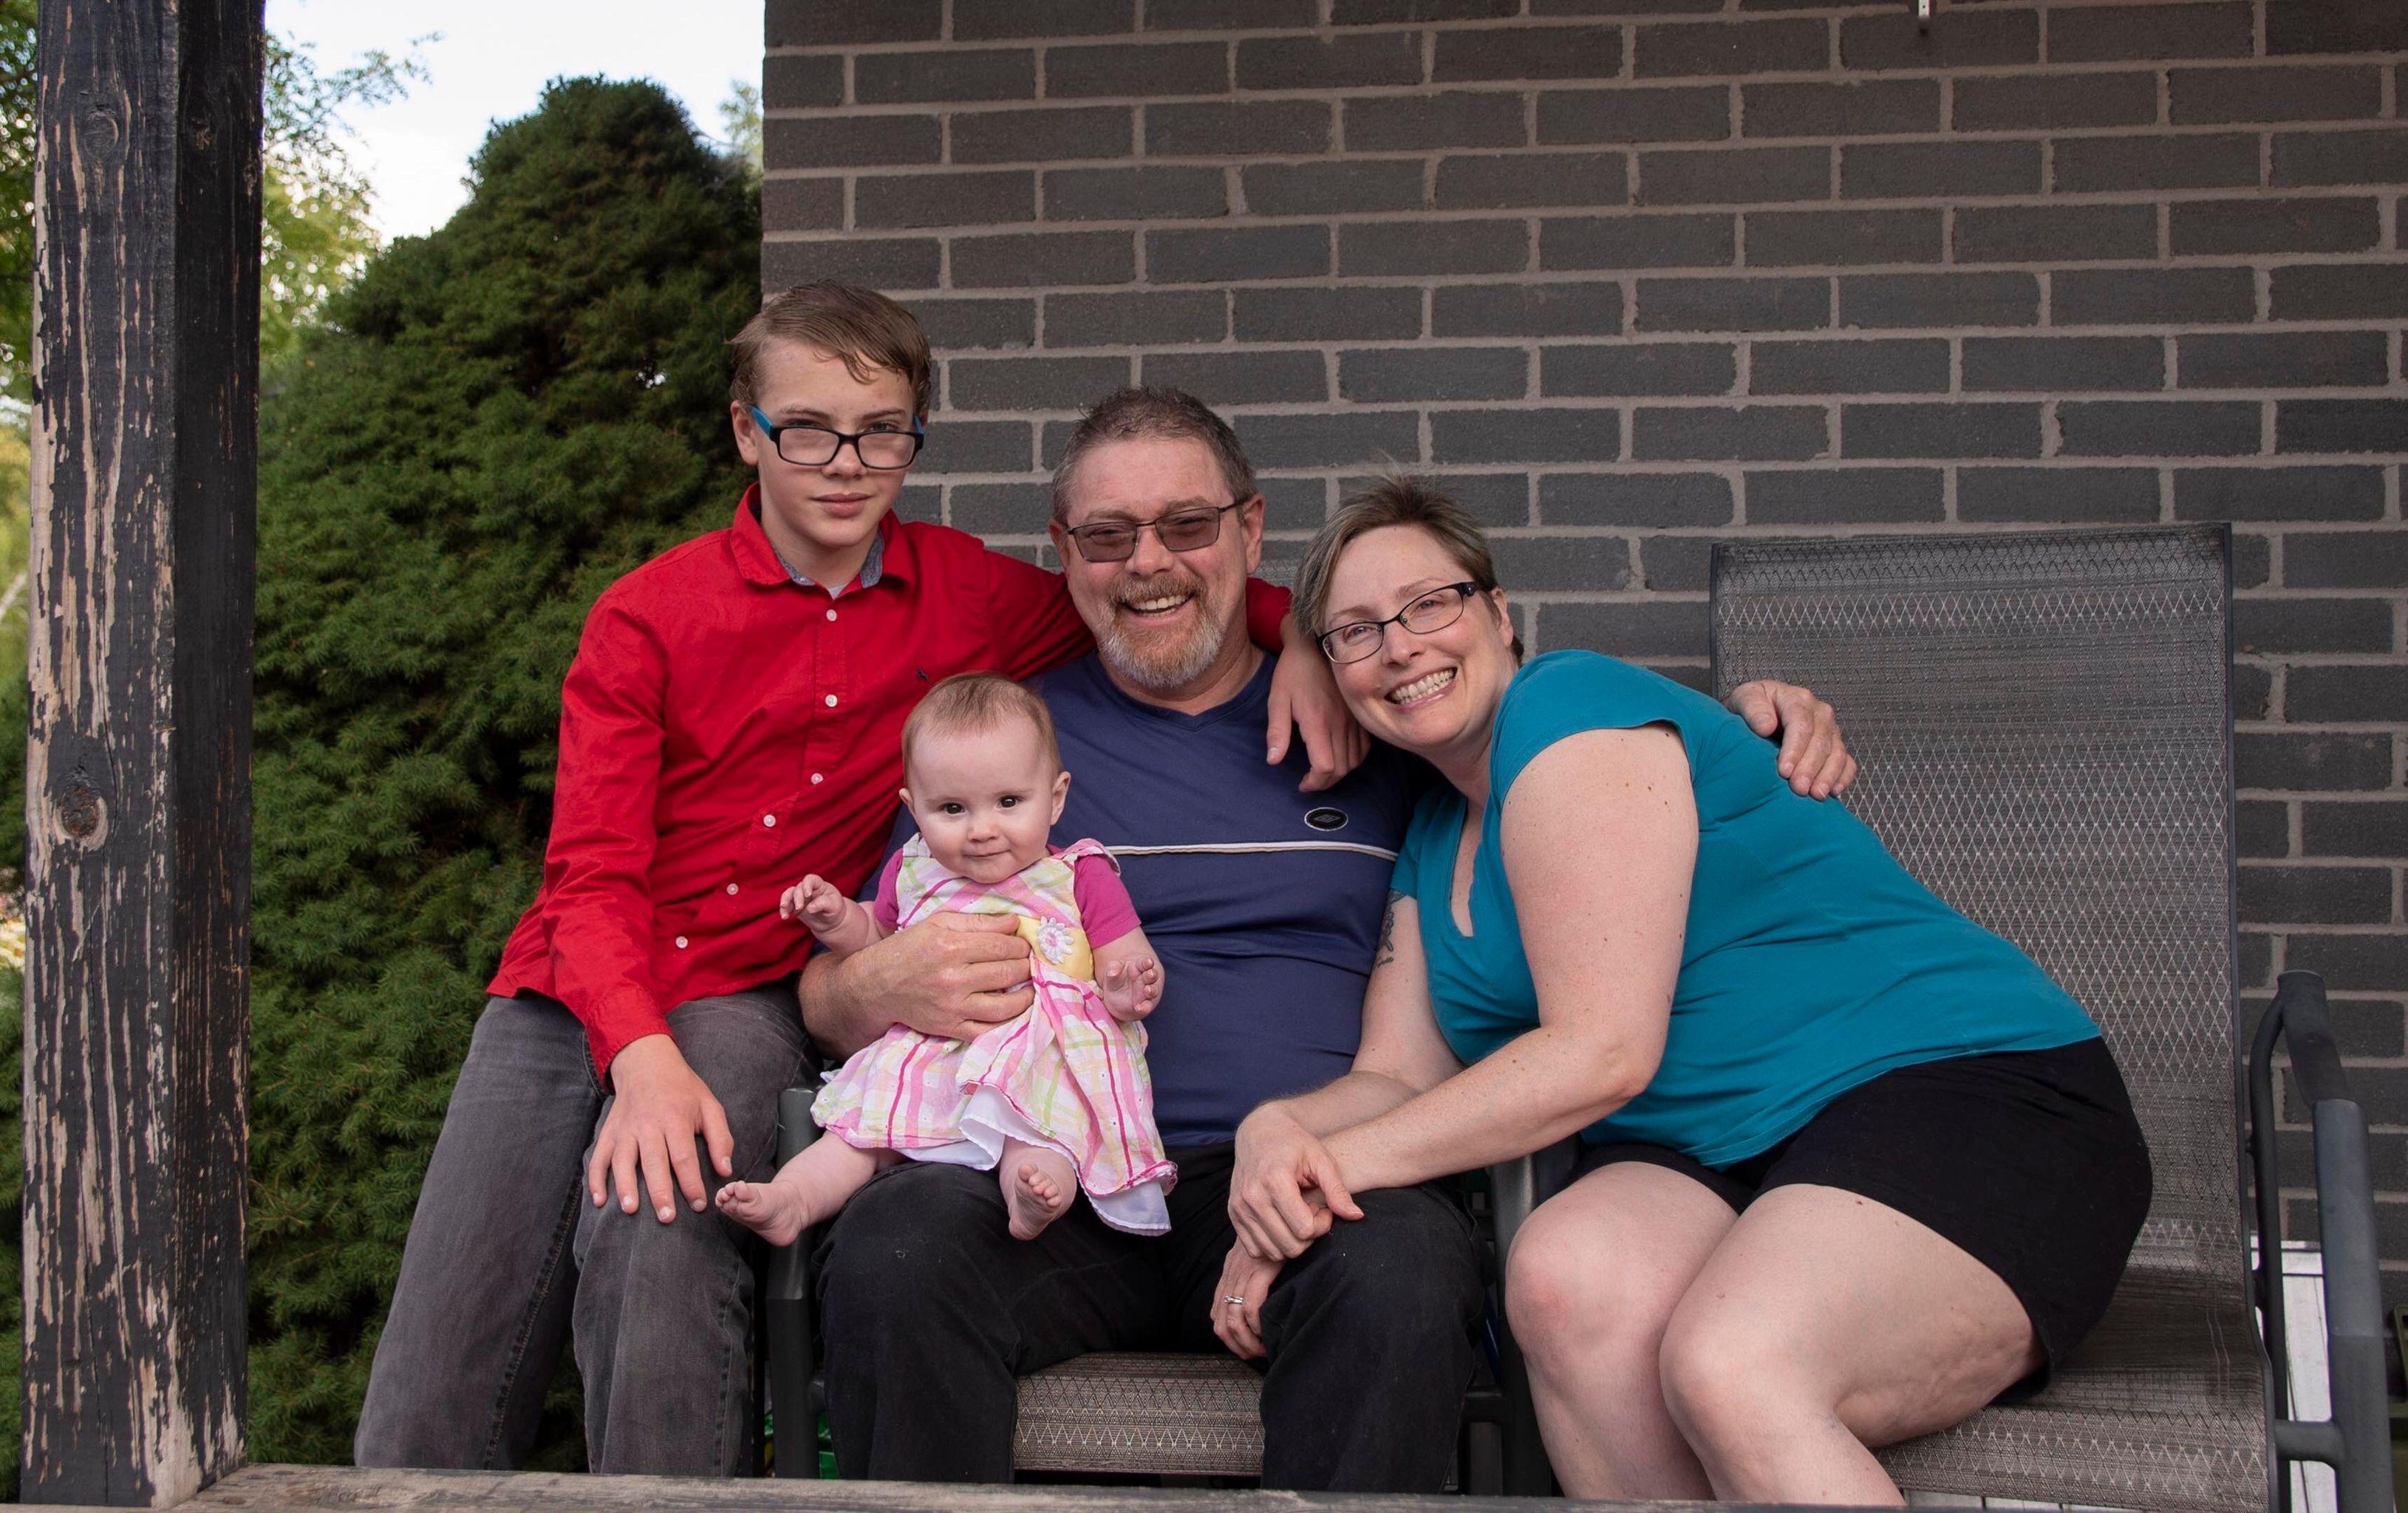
[1657,1291,1805,1451]
[1504,1212,1677,1373]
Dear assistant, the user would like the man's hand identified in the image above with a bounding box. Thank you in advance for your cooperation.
[1212,1244,1286,1361]
[587,1034,734,1224]
[1729,679,1858,799]
[1096,955,1162,1022]
[848,911,1035,1043]
[1268,616,1371,793]
[1229,1105,1364,1260]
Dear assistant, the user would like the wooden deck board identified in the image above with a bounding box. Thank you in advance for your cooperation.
[115,1466,1773,1513]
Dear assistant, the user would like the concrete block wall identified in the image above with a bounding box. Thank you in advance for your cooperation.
[761,0,2408,1297]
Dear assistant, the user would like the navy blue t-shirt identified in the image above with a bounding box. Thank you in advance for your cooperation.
[867,652,1424,1147]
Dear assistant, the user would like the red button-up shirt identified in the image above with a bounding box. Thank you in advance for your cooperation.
[488,488,1289,1080]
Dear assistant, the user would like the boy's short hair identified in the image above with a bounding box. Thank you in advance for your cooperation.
[901,674,1061,773]
[729,281,933,416]
[1050,386,1256,522]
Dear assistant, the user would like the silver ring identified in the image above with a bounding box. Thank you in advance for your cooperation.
[1224,1294,1246,1306]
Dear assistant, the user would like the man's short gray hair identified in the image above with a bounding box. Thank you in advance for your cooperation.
[1049,386,1257,521]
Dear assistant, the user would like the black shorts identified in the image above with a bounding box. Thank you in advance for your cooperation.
[1570,1037,2152,1382]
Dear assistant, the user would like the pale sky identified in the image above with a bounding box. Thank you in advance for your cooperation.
[267,0,763,241]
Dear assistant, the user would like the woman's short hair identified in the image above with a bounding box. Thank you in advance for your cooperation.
[1050,386,1256,522]
[1293,476,1523,660]
[729,281,933,416]
[901,673,1061,773]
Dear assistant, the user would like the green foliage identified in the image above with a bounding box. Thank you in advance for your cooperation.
[717,81,763,182]
[259,36,426,370]
[0,0,31,411]
[0,6,417,400]
[245,76,758,1466]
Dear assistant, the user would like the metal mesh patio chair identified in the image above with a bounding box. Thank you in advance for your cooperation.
[1608,523,2382,1513]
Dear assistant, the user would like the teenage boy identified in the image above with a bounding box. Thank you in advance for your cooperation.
[355,282,1348,1476]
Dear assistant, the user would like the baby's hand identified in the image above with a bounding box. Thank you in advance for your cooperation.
[780,874,850,933]
[1097,956,1162,1022]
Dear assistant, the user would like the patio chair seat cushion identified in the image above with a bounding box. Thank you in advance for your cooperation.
[1880,1266,2266,1512]
[1013,1352,1265,1476]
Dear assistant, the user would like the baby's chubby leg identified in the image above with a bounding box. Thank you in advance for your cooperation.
[716,1138,892,1247]
[1000,1138,1079,1242]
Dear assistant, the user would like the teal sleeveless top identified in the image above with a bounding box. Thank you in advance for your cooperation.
[1392,651,2098,1167]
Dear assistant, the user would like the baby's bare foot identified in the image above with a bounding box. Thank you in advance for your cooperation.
[1003,1154,1076,1241]
[714,1178,812,1247]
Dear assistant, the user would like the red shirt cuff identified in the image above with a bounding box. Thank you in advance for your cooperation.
[583,990,672,1087]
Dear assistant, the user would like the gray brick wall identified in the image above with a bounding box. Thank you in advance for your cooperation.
[763,0,2408,1297]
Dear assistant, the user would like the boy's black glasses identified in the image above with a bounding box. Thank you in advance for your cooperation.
[1318,582,1485,664]
[748,406,924,470]
[1063,497,1253,563]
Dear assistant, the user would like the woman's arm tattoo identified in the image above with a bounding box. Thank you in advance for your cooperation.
[1374,889,1402,969]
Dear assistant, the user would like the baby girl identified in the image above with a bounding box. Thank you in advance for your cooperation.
[715,672,1175,1245]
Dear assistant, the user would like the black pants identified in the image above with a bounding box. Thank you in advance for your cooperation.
[816,1144,1485,1489]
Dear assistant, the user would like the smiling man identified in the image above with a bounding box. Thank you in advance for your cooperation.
[800,387,1855,1490]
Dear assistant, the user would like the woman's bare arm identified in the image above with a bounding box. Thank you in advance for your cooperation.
[1227,889,1467,1258]
[1321,725,1696,1194]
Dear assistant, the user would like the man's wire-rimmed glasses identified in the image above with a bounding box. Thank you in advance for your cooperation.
[748,406,924,469]
[1061,496,1253,564]
[1318,581,1485,664]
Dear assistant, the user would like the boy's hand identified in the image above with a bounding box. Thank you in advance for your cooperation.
[1268,615,1371,793]
[780,873,850,932]
[1096,954,1162,1022]
[587,1034,734,1224]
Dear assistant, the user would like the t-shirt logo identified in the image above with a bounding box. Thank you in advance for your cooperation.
[1304,807,1348,833]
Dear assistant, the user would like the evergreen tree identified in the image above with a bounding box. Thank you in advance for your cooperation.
[243,76,757,1464]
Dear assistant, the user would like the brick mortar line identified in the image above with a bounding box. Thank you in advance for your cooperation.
[765,89,2408,117]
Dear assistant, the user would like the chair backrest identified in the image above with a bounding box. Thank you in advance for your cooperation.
[1711,527,2238,1296]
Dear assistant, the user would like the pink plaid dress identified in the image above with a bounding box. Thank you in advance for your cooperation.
[812,836,1175,1234]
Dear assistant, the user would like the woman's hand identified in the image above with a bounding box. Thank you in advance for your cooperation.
[1230,1106,1364,1260]
[1212,1244,1287,1360]
[1267,617,1371,793]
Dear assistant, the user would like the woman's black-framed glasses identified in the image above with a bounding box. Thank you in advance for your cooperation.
[1318,582,1485,664]
[748,405,924,470]
[1062,496,1253,564]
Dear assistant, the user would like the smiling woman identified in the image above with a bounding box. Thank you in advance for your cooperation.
[1272,477,2154,1506]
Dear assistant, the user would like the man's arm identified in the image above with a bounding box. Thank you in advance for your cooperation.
[1727,679,1858,797]
[797,912,1037,1061]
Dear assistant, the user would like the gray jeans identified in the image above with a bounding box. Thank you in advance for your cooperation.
[354,988,809,1475]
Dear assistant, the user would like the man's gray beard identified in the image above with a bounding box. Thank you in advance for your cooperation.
[1096,607,1232,694]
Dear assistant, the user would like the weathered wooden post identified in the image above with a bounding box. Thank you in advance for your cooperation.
[24,0,263,1503]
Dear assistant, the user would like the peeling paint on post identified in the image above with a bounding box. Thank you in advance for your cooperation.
[25,0,262,1504]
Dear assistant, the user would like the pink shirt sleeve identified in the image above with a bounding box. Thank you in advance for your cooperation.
[1071,853,1142,949]
[870,851,908,935]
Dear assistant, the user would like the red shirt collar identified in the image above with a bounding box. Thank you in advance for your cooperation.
[729,483,915,592]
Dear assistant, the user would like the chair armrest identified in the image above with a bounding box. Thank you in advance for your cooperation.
[765,1086,819,1477]
[2248,970,2390,1513]
[1487,1141,1580,1497]
[1488,1139,1582,1266]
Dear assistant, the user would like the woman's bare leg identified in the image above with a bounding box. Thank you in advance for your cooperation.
[1506,1161,1738,1500]
[1657,1183,2042,1506]
[714,1139,893,1246]
[999,1137,1078,1240]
